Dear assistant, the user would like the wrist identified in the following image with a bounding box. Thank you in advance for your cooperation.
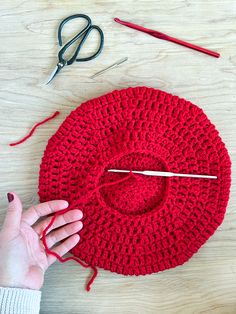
[0,263,28,290]
[0,272,26,290]
[0,279,26,289]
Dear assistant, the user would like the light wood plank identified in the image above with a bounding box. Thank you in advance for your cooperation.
[0,1,236,313]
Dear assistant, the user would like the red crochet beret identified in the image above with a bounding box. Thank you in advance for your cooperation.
[39,86,231,276]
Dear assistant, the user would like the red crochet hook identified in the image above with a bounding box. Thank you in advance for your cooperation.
[114,18,220,58]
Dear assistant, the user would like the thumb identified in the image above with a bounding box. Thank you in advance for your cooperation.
[2,192,23,236]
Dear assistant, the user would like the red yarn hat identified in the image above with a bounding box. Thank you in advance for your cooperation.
[39,86,231,277]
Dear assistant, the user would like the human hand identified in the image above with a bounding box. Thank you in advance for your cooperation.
[0,192,83,290]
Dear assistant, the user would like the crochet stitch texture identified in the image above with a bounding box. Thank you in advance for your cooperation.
[39,86,231,276]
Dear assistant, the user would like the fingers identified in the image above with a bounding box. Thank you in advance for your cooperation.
[34,209,83,237]
[22,200,69,226]
[47,234,80,266]
[3,192,23,236]
[45,220,83,248]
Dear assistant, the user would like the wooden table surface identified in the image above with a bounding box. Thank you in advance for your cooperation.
[0,1,236,313]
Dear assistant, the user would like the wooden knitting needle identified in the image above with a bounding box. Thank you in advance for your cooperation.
[108,169,217,179]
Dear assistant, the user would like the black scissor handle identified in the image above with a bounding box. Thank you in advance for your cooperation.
[58,14,91,46]
[74,25,104,63]
[57,14,91,65]
[57,14,104,66]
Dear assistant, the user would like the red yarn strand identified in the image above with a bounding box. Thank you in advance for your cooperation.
[9,111,60,146]
[41,210,98,291]
[41,172,133,292]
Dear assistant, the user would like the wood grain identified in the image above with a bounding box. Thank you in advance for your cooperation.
[0,1,236,313]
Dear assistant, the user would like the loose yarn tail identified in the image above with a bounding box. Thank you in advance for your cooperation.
[41,172,134,291]
[41,208,98,291]
[9,111,60,146]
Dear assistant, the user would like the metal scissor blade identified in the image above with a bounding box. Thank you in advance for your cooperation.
[45,64,62,85]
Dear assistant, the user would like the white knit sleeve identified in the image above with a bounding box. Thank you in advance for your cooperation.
[0,287,41,314]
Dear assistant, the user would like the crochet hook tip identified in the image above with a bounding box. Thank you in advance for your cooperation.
[114,18,128,26]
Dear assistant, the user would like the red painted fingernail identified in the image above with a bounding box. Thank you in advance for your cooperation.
[7,193,14,202]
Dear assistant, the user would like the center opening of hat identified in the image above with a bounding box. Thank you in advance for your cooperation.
[98,151,169,216]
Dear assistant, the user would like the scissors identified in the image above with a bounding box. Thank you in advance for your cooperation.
[46,14,104,84]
